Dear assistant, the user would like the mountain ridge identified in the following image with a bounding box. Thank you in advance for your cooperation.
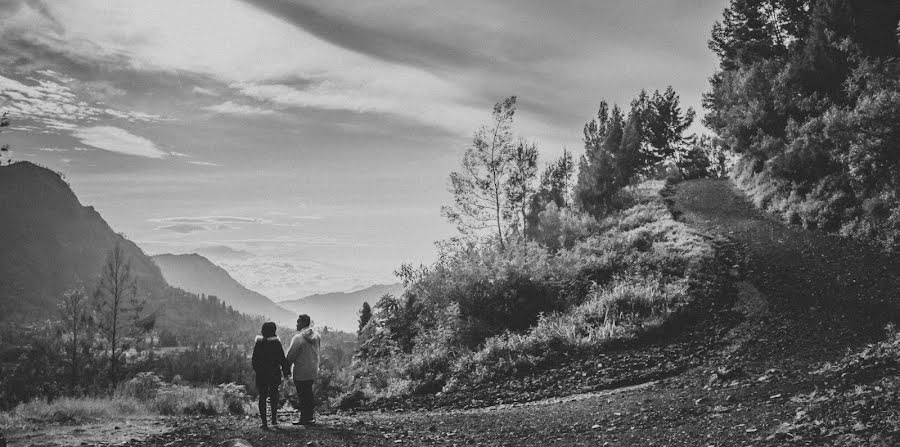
[278,283,404,331]
[152,253,292,322]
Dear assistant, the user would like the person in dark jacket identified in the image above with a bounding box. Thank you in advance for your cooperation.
[252,322,290,429]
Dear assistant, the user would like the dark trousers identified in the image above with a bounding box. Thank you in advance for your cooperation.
[257,382,280,425]
[293,379,315,422]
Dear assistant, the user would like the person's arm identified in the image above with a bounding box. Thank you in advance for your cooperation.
[251,341,262,372]
[277,341,290,377]
[285,334,302,364]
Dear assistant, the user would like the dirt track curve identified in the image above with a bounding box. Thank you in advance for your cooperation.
[66,179,900,447]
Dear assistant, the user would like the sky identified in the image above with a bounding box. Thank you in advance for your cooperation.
[0,0,727,300]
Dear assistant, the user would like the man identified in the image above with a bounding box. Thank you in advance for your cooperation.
[285,314,320,425]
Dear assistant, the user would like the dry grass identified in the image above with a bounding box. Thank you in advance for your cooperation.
[0,375,249,429]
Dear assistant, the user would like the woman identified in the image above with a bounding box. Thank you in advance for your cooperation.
[251,322,290,429]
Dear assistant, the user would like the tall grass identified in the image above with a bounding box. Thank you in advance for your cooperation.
[349,180,722,398]
[0,373,248,430]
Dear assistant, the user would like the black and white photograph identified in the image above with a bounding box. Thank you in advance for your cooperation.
[1,1,899,445]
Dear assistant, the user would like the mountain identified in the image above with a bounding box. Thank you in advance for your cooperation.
[0,161,260,344]
[0,161,169,320]
[278,283,405,331]
[152,253,291,322]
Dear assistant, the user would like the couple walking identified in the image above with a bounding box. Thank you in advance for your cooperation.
[251,314,320,429]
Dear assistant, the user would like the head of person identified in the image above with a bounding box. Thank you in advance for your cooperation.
[296,314,311,331]
[261,321,277,338]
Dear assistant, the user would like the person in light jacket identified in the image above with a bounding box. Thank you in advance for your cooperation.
[285,314,320,425]
[251,322,290,429]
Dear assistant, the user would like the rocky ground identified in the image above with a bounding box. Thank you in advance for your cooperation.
[8,178,899,446]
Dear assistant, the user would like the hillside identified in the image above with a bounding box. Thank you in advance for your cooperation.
[279,283,404,331]
[152,253,291,322]
[0,162,259,343]
[0,161,168,320]
[33,178,897,447]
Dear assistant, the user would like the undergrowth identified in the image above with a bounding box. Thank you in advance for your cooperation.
[0,373,248,430]
[347,180,722,404]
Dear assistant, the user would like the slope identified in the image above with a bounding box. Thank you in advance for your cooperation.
[0,162,167,321]
[0,162,260,345]
[152,253,291,322]
[114,178,900,446]
[279,283,404,331]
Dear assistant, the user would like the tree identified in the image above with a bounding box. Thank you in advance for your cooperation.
[358,301,372,334]
[643,86,696,166]
[504,140,539,239]
[442,96,518,249]
[525,148,576,240]
[58,286,93,394]
[1,111,10,165]
[574,104,626,216]
[94,244,149,384]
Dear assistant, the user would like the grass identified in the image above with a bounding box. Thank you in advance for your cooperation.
[0,374,249,430]
[446,182,715,385]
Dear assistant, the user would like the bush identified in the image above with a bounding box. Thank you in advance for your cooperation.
[352,180,718,398]
[0,397,146,427]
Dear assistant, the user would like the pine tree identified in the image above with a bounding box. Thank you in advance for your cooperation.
[505,140,539,239]
[643,86,696,166]
[358,301,372,334]
[442,96,518,248]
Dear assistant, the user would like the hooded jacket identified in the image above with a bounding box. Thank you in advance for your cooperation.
[285,327,320,381]
[252,335,290,385]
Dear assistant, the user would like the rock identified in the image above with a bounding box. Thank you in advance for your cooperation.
[223,439,254,447]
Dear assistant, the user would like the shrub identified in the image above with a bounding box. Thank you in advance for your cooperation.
[352,180,718,398]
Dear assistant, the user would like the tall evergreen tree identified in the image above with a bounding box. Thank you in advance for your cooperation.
[358,301,372,334]
[643,86,696,166]
[442,96,518,249]
[505,140,539,239]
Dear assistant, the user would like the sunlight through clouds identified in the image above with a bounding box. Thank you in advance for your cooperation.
[73,126,168,158]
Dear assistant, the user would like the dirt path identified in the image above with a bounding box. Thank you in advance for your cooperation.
[25,179,899,446]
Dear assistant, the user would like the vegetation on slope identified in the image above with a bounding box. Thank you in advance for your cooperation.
[706,0,900,250]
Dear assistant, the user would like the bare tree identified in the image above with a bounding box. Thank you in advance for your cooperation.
[94,244,148,384]
[442,96,517,248]
[58,286,93,394]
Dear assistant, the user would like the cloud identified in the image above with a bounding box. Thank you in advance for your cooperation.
[187,161,221,167]
[73,126,168,158]
[192,86,218,96]
[0,73,160,128]
[193,245,255,260]
[204,100,275,116]
[151,216,266,225]
[9,0,482,134]
[157,223,208,234]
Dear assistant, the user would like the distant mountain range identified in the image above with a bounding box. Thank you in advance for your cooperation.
[152,253,292,323]
[278,283,405,331]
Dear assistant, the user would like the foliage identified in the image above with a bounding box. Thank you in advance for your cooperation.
[93,244,152,383]
[0,111,10,165]
[351,181,717,398]
[575,88,696,217]
[706,0,900,250]
[525,148,576,240]
[442,96,519,248]
[358,302,372,334]
[0,373,250,429]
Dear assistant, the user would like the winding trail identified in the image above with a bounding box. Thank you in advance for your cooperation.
[110,179,900,446]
